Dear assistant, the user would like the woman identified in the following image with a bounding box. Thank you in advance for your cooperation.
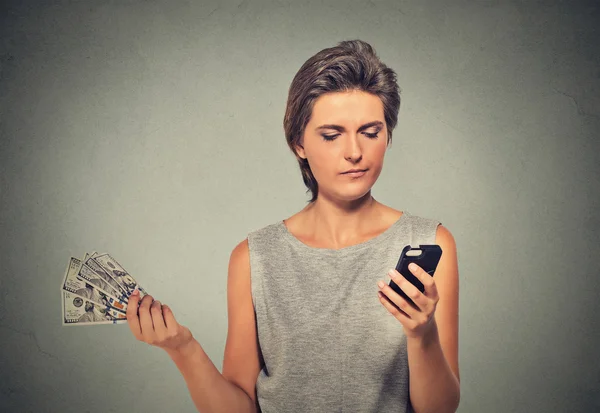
[127,39,460,413]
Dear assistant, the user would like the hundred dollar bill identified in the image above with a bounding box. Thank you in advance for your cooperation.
[92,253,147,299]
[84,256,126,297]
[83,251,125,296]
[77,261,128,302]
[62,257,127,313]
[62,290,127,325]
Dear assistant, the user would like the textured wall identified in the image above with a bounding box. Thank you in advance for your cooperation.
[1,1,599,412]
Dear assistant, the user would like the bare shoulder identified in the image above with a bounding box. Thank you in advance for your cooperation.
[222,237,262,405]
[434,223,458,282]
[435,224,456,249]
[230,237,250,269]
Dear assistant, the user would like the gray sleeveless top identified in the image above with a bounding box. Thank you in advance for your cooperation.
[247,210,441,413]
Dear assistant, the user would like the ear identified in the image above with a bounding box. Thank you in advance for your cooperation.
[295,140,306,160]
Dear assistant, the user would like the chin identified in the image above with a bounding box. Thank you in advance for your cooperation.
[338,187,373,202]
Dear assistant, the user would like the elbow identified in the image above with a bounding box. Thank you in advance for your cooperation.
[411,372,461,413]
[449,379,461,413]
[438,376,462,413]
[444,370,461,413]
[451,394,460,413]
[439,392,461,413]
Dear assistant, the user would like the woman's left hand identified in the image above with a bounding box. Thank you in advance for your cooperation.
[377,262,439,339]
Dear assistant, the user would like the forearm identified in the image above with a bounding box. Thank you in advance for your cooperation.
[166,339,257,413]
[407,322,460,413]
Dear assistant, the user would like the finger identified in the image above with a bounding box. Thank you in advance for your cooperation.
[408,263,439,299]
[377,290,412,323]
[379,280,419,317]
[162,304,179,335]
[386,269,425,311]
[138,295,156,340]
[150,300,167,337]
[126,289,143,339]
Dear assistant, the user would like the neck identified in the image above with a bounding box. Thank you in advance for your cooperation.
[301,193,383,247]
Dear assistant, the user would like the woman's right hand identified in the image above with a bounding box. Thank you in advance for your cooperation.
[126,289,194,354]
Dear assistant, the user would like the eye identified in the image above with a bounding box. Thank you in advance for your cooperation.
[321,134,338,141]
[321,131,380,141]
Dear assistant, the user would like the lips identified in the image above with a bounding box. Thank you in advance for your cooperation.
[342,169,367,177]
[342,169,367,174]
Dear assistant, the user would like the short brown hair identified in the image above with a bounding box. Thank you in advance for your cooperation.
[283,39,401,203]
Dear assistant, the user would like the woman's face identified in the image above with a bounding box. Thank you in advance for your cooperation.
[296,89,389,203]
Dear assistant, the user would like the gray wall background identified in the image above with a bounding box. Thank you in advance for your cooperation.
[1,0,599,412]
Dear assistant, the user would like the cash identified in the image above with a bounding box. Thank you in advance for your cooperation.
[61,253,148,326]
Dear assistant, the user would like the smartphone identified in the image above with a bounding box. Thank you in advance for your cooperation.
[388,244,443,306]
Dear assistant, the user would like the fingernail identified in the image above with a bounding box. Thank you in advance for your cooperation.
[388,269,396,277]
[377,281,385,288]
[409,263,417,272]
[132,289,139,296]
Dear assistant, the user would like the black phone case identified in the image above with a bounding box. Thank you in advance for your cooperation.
[388,244,443,305]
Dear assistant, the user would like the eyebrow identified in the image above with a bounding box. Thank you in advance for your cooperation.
[315,120,384,133]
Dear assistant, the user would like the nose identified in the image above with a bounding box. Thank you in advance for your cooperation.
[344,134,363,164]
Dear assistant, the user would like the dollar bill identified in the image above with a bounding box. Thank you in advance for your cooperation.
[62,290,127,325]
[92,253,147,299]
[61,257,128,313]
[77,262,128,303]
[60,252,150,326]
[84,256,126,297]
